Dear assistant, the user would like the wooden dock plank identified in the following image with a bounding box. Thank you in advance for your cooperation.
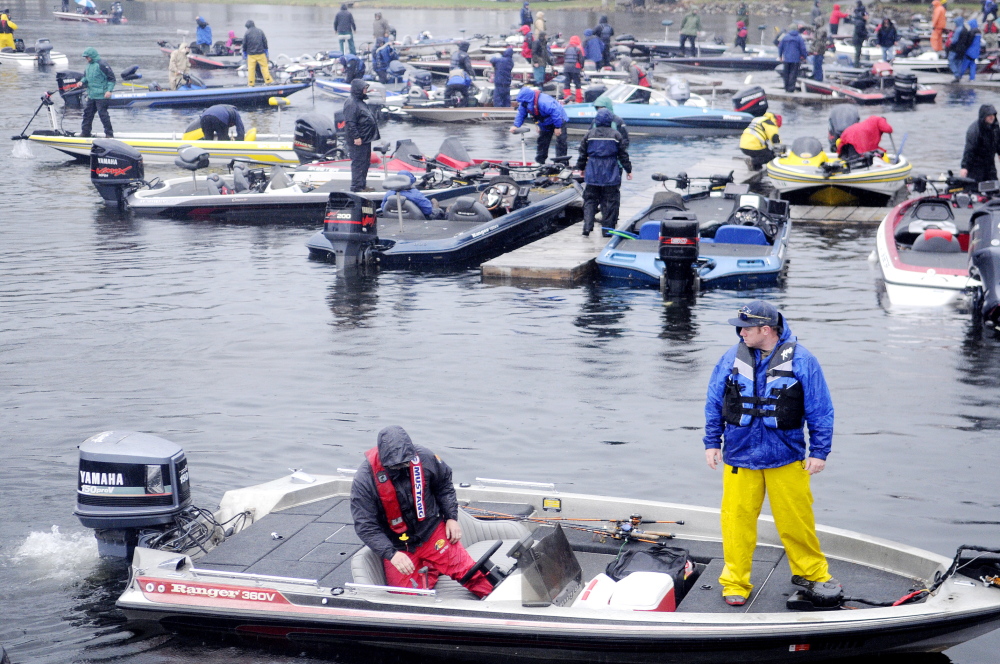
[481,222,607,285]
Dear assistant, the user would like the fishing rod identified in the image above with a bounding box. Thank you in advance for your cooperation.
[462,506,676,543]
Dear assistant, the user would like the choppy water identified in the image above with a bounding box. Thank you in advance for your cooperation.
[2,3,1000,663]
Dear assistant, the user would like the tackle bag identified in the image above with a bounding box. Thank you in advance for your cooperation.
[605,544,695,600]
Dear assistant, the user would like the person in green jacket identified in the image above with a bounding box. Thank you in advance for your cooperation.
[679,10,701,57]
[80,47,116,138]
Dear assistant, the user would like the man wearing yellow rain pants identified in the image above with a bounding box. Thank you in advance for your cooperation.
[704,301,837,607]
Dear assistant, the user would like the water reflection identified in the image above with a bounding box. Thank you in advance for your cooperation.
[324,268,380,329]
[659,296,699,342]
[573,282,631,339]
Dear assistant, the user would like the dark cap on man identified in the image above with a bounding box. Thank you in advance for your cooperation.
[727,300,782,329]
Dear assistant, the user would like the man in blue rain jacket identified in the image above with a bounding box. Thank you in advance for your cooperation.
[510,86,568,165]
[704,301,836,607]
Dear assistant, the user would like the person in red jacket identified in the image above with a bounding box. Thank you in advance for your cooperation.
[520,25,533,59]
[837,115,893,159]
[829,3,850,35]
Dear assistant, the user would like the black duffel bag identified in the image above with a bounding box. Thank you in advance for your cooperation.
[605,544,696,600]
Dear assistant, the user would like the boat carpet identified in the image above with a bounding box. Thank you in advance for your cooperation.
[611,237,774,258]
[376,216,492,242]
[895,249,968,270]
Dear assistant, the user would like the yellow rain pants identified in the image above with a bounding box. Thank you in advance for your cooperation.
[719,461,830,599]
[246,53,273,87]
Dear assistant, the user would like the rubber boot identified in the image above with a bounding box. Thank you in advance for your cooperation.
[575,88,583,103]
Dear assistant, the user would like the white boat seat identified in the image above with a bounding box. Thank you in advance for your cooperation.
[350,508,531,597]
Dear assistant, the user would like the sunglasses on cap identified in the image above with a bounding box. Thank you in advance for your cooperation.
[736,306,773,323]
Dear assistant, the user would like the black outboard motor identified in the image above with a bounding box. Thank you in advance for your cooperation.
[74,431,192,558]
[90,139,144,208]
[659,211,700,298]
[969,199,1000,328]
[293,112,339,163]
[411,69,432,90]
[322,192,378,269]
[893,73,918,104]
[732,86,768,117]
[34,38,55,66]
[56,70,86,109]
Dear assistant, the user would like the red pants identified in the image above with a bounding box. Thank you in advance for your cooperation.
[382,522,493,598]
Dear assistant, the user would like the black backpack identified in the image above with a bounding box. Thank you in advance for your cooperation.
[605,545,695,600]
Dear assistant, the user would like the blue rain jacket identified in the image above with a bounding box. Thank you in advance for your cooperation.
[520,3,532,26]
[373,43,397,72]
[575,108,630,186]
[513,87,566,129]
[704,322,834,469]
[778,29,809,62]
[196,20,212,47]
[490,48,514,88]
[965,19,983,60]
[584,32,604,62]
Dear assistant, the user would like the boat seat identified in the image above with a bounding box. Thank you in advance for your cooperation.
[268,166,292,190]
[446,196,492,223]
[174,146,210,171]
[639,221,660,240]
[233,164,250,192]
[912,229,962,253]
[205,173,227,195]
[381,197,426,220]
[713,224,769,245]
[350,508,531,598]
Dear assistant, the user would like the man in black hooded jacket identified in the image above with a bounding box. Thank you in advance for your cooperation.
[450,41,475,79]
[350,426,494,597]
[343,79,381,192]
[961,104,1000,183]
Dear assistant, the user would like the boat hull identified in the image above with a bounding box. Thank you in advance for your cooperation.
[563,103,751,137]
[103,82,310,109]
[27,132,298,165]
[0,50,69,67]
[766,154,911,206]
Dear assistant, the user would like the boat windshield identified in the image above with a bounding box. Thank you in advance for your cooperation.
[518,525,583,608]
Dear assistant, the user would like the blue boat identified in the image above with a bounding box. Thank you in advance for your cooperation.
[595,174,790,295]
[563,84,754,137]
[101,81,312,109]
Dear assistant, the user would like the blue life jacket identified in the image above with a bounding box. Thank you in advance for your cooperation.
[722,340,805,429]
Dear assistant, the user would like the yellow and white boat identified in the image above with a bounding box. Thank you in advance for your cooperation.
[26,130,298,166]
[765,137,911,206]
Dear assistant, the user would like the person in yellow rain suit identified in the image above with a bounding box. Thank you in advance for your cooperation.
[739,111,782,170]
[704,301,837,607]
[0,10,18,51]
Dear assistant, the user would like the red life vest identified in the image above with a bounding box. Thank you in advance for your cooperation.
[635,66,650,88]
[365,447,427,535]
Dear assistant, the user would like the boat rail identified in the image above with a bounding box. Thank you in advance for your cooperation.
[191,567,320,588]
[343,582,437,598]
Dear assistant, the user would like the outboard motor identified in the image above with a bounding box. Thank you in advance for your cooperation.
[293,112,339,163]
[732,86,768,117]
[410,69,432,90]
[893,72,918,104]
[56,70,86,109]
[386,60,406,83]
[667,75,690,104]
[74,431,192,558]
[969,201,1000,328]
[322,192,378,269]
[90,139,144,208]
[34,38,55,66]
[658,212,700,298]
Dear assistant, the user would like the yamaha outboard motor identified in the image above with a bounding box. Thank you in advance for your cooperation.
[56,70,86,109]
[732,86,768,117]
[293,112,339,163]
[90,139,144,208]
[34,38,55,66]
[322,192,378,269]
[658,211,700,297]
[74,431,192,558]
[969,199,1000,329]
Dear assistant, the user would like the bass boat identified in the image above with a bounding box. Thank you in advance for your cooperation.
[563,84,757,137]
[158,40,242,69]
[73,430,1000,663]
[615,35,728,59]
[872,175,1000,327]
[596,173,790,296]
[766,137,911,206]
[53,10,126,23]
[0,38,68,67]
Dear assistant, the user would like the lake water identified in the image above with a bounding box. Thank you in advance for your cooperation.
[1,3,999,663]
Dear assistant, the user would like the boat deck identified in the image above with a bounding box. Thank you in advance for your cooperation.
[613,237,774,258]
[195,496,923,614]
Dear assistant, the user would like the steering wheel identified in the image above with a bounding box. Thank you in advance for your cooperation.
[732,206,761,226]
[479,179,519,211]
[459,539,503,585]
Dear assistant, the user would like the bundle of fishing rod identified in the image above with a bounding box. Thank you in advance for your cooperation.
[462,506,683,545]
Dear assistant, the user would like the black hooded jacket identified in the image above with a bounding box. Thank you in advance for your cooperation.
[350,426,460,560]
[450,42,474,78]
[334,7,356,34]
[962,104,1000,180]
[342,79,381,144]
[243,21,268,55]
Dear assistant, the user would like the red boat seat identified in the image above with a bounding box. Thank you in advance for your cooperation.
[912,228,961,253]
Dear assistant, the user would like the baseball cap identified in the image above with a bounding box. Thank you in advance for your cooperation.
[727,301,781,328]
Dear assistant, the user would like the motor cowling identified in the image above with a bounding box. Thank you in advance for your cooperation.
[969,206,1000,328]
[323,192,378,269]
[732,86,768,117]
[293,112,339,163]
[893,73,918,104]
[34,38,54,66]
[90,138,144,208]
[659,212,700,297]
[56,70,86,109]
[74,431,192,558]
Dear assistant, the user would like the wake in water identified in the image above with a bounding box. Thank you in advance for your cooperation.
[12,525,99,581]
[11,140,34,159]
